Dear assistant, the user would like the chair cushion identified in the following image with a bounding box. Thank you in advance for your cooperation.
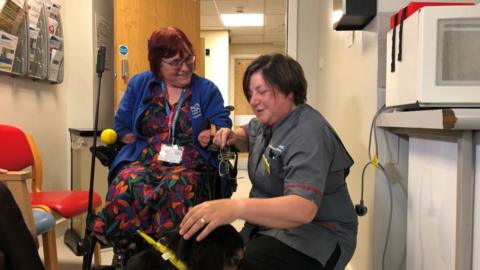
[33,210,55,235]
[30,191,102,219]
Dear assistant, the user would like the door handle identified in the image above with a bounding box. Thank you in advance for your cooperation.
[121,59,128,79]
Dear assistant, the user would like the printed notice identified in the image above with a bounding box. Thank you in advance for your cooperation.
[48,48,63,81]
[0,0,25,34]
[0,30,18,72]
[47,17,58,36]
[28,0,43,28]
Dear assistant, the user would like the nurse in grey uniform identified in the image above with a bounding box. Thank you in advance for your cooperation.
[180,54,358,270]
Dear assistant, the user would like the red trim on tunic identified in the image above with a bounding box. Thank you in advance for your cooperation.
[284,184,323,198]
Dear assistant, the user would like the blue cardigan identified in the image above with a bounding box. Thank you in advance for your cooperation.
[111,71,232,174]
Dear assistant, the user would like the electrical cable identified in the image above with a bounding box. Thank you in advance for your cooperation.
[359,105,396,270]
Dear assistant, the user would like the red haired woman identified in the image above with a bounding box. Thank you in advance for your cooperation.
[93,27,231,248]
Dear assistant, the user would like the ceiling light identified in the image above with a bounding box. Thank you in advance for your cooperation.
[221,13,264,27]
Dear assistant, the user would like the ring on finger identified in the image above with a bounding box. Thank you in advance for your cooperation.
[200,217,207,224]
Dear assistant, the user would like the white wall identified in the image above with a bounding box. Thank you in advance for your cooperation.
[294,1,480,269]
[316,8,379,270]
[0,0,113,192]
[92,0,114,130]
[65,0,94,129]
[200,30,229,105]
[293,1,379,269]
[66,0,114,130]
[296,0,321,106]
[0,0,68,191]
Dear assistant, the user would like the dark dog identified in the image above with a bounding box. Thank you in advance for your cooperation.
[123,224,244,270]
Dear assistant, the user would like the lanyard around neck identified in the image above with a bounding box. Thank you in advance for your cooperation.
[161,82,186,145]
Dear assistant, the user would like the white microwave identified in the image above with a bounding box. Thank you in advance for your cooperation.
[386,4,480,108]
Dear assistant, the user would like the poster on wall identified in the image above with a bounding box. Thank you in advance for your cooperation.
[0,30,18,72]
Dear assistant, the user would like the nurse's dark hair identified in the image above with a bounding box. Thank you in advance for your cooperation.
[242,54,307,105]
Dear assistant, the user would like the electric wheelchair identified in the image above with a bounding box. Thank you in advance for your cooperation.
[84,113,239,270]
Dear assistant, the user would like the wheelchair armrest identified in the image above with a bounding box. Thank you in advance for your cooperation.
[90,141,125,168]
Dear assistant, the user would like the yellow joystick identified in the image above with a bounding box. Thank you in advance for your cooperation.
[100,129,117,145]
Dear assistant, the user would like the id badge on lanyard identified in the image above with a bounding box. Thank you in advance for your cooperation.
[157,83,186,164]
[159,144,183,164]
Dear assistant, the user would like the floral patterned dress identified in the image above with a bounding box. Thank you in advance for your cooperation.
[93,84,207,245]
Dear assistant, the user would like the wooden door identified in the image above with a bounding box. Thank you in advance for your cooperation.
[233,58,254,160]
[114,0,202,109]
[234,58,254,116]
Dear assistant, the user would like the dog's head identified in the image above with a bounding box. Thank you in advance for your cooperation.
[124,224,244,270]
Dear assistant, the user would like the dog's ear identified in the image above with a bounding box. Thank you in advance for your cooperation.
[187,225,244,270]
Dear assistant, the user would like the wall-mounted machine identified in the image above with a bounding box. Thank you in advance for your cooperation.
[386,2,480,108]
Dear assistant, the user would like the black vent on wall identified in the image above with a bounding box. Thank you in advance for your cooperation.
[333,0,377,31]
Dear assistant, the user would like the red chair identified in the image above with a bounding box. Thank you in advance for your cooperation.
[0,124,103,265]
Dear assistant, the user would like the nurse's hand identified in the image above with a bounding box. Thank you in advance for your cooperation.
[179,199,242,241]
[213,128,234,149]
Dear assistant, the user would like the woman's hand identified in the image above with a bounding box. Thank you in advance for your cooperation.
[179,199,243,241]
[120,133,136,144]
[197,129,211,148]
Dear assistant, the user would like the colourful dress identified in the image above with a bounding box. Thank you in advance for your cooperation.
[93,85,207,245]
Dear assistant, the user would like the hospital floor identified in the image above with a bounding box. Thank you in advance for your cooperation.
[39,169,252,270]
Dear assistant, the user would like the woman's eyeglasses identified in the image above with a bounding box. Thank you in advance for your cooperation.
[218,148,236,177]
[162,55,196,69]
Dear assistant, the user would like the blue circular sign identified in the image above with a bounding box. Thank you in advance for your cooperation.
[119,45,128,56]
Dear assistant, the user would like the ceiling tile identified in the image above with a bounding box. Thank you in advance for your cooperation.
[201,0,287,47]
[264,24,285,33]
[229,27,264,36]
[215,0,264,14]
[201,1,218,15]
[201,15,223,28]
[264,14,284,26]
[263,34,284,43]
[230,35,264,44]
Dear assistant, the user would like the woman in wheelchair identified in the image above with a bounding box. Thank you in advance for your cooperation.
[92,26,232,252]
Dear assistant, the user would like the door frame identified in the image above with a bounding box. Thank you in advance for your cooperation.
[228,54,260,126]
[287,0,298,59]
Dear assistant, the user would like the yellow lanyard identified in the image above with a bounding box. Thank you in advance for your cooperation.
[137,230,187,270]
